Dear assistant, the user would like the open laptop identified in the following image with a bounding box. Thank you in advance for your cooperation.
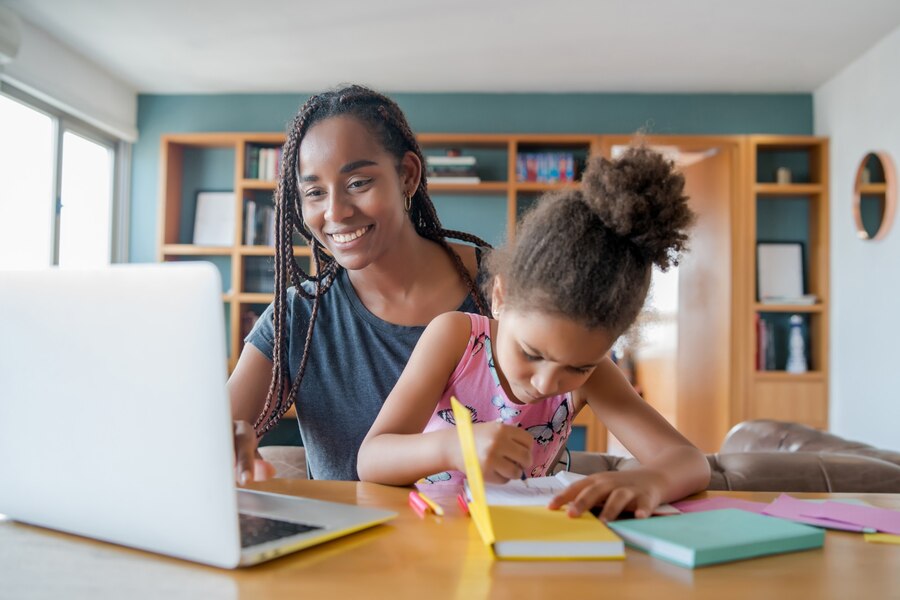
[0,262,395,568]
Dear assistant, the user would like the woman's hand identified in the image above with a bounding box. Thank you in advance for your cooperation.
[548,468,667,521]
[470,421,534,483]
[233,420,277,485]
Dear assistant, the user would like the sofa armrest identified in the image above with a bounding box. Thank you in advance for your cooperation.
[720,419,900,468]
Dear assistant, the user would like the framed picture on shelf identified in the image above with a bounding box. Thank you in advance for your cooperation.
[756,241,806,303]
[192,191,235,246]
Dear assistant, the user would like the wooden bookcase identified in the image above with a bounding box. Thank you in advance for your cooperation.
[157,132,829,450]
[158,133,312,374]
[743,136,830,430]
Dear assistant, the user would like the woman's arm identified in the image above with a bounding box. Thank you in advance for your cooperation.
[358,312,532,485]
[227,344,281,484]
[551,358,710,519]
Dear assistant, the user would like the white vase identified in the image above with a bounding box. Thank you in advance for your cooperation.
[786,314,808,373]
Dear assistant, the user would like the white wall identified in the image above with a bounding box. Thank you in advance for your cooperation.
[0,16,137,141]
[814,24,900,451]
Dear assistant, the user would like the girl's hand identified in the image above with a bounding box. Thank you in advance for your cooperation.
[233,420,277,485]
[547,468,666,521]
[470,421,534,483]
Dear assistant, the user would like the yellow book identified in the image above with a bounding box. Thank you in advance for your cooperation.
[450,397,624,560]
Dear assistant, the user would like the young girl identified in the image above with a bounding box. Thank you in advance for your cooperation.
[358,146,711,521]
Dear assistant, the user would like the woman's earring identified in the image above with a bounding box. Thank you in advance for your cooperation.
[492,308,500,318]
[404,193,412,213]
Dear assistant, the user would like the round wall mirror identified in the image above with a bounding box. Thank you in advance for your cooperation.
[853,151,897,241]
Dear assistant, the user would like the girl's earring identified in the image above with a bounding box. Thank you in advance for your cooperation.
[404,193,413,213]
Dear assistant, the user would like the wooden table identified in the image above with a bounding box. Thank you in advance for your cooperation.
[2,483,898,599]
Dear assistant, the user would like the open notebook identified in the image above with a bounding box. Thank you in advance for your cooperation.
[473,472,681,516]
[451,397,624,560]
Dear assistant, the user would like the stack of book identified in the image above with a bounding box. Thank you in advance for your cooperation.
[516,152,576,183]
[246,146,282,181]
[426,155,481,184]
[756,313,777,371]
[244,200,276,246]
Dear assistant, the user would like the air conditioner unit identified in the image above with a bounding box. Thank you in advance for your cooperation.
[0,6,22,65]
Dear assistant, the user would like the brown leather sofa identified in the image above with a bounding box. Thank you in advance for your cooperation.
[259,419,900,493]
[570,420,900,493]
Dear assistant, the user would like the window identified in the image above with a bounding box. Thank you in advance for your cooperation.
[0,85,124,269]
[0,93,54,268]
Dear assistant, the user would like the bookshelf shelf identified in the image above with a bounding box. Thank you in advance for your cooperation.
[754,371,825,382]
[754,303,824,313]
[161,244,232,256]
[237,292,273,303]
[428,182,509,193]
[754,183,824,196]
[239,179,277,190]
[514,182,579,192]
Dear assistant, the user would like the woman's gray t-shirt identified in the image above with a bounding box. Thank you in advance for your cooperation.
[245,266,484,481]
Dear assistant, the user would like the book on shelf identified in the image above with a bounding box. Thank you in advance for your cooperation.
[608,508,825,569]
[428,176,482,184]
[426,154,480,184]
[759,294,818,305]
[244,200,257,245]
[516,152,576,183]
[244,201,276,246]
[756,315,776,371]
[247,146,282,180]
[450,397,624,560]
[261,205,275,246]
[192,191,235,246]
[425,155,477,167]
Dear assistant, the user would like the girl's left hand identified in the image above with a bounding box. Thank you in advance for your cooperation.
[547,468,666,521]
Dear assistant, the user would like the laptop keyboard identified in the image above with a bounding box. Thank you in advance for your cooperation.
[238,513,322,548]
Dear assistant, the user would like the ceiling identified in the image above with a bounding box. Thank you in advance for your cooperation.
[5,0,900,94]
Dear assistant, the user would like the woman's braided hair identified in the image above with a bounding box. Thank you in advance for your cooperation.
[254,85,490,436]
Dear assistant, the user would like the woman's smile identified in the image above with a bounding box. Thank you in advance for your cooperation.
[328,224,373,245]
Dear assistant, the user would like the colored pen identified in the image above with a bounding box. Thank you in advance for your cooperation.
[456,493,470,516]
[496,417,530,487]
[408,490,429,518]
[415,490,445,516]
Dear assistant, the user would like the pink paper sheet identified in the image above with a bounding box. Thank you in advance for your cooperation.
[672,496,767,514]
[800,501,900,535]
[762,494,870,532]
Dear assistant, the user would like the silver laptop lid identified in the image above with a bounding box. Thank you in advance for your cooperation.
[0,263,241,568]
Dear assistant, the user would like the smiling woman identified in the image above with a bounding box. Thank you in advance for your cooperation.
[227,85,492,483]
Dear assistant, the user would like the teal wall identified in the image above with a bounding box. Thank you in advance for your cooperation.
[131,92,813,262]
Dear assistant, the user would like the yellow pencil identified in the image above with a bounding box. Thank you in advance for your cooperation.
[415,490,445,516]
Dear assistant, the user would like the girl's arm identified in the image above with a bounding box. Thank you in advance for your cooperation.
[358,312,532,485]
[551,358,710,519]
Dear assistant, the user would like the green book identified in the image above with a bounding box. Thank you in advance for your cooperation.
[608,509,824,568]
